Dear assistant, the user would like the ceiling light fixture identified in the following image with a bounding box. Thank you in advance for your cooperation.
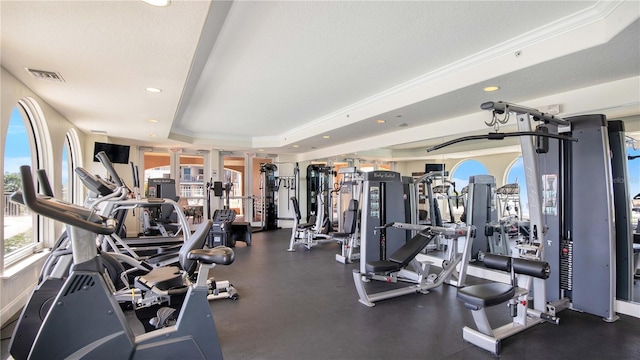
[322,135,330,139]
[375,119,386,124]
[142,0,171,7]
[148,119,158,123]
[483,86,500,92]
[292,144,299,148]
[145,87,162,93]
[258,149,264,152]
[148,134,157,138]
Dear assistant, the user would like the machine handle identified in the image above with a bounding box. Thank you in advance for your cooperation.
[12,166,116,235]
[36,169,55,197]
[95,150,123,187]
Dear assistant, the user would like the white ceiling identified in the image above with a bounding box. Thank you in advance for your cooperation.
[2,0,639,161]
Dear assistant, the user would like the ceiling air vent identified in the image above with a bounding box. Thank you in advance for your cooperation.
[24,68,65,82]
[91,130,107,135]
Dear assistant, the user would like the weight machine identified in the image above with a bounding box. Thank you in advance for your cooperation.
[428,100,630,353]
[306,164,334,228]
[334,167,364,263]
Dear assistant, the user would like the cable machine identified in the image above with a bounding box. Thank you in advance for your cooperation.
[428,101,627,328]
[258,162,300,232]
[259,163,279,231]
[306,164,334,229]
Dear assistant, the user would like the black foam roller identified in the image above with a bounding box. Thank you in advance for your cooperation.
[513,258,550,279]
[483,254,511,272]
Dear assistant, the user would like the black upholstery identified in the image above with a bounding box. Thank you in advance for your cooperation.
[365,232,435,273]
[343,199,358,234]
[365,260,402,273]
[482,253,512,272]
[291,197,316,228]
[457,282,516,310]
[291,197,302,221]
[388,232,435,266]
[330,199,358,239]
[178,220,213,274]
[188,247,235,265]
[456,254,551,311]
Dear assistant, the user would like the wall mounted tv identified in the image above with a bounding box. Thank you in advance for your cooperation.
[93,142,131,164]
[425,163,445,173]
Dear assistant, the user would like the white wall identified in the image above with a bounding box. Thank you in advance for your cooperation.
[1,67,87,324]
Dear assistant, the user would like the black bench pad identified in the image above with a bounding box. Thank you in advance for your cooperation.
[366,260,402,273]
[388,232,435,266]
[457,283,515,310]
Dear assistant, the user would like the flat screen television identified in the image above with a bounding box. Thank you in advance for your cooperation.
[425,163,445,173]
[93,142,130,164]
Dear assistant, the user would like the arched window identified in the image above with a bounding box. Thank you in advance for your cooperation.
[450,159,489,189]
[61,137,71,203]
[3,105,38,262]
[505,156,529,218]
[447,160,489,220]
[63,129,82,204]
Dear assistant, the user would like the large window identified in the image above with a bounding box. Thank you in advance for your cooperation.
[63,129,81,205]
[179,154,205,221]
[505,156,529,219]
[450,160,489,220]
[3,105,36,261]
[450,159,489,189]
[61,136,71,203]
[143,151,171,197]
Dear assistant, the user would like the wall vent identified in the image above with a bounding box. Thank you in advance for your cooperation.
[91,130,108,135]
[24,68,65,82]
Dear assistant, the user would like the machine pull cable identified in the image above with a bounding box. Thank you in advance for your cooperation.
[379,182,387,261]
[426,131,577,153]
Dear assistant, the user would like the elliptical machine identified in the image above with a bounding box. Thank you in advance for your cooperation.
[10,165,231,359]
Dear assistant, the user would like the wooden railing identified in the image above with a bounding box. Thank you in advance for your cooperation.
[4,192,28,216]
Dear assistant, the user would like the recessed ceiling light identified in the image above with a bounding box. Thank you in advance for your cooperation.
[322,135,330,139]
[148,134,157,138]
[398,123,409,128]
[148,119,159,123]
[375,119,386,124]
[258,149,264,152]
[145,87,162,93]
[292,144,299,148]
[142,0,171,7]
[483,86,500,92]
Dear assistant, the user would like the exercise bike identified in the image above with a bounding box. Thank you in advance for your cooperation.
[10,165,231,359]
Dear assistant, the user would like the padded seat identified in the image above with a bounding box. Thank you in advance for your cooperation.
[188,247,235,266]
[457,282,516,310]
[365,260,403,273]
